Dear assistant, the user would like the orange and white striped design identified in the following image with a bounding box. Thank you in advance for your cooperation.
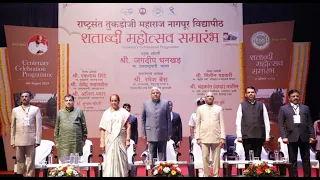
[287,42,311,104]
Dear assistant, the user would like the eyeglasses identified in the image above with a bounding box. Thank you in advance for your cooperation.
[206,96,214,98]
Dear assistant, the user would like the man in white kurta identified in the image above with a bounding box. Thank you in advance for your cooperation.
[11,90,42,177]
[28,35,48,55]
[196,92,225,177]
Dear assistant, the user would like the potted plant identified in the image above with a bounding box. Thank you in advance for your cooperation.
[48,165,84,177]
[150,162,183,177]
[243,161,279,177]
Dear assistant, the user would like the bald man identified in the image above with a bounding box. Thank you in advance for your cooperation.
[141,87,172,161]
[28,35,48,55]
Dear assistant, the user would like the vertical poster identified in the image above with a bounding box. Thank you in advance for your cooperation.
[4,25,58,128]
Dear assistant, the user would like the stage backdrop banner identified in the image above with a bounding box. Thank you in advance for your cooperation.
[58,3,243,138]
[243,21,294,123]
[243,21,294,150]
[4,25,58,128]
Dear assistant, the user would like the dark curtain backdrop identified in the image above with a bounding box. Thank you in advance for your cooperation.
[0,3,318,170]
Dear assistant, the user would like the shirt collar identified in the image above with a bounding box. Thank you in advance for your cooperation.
[65,107,74,112]
[247,100,256,105]
[290,103,299,107]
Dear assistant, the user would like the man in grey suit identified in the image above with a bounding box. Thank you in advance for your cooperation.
[141,87,172,161]
[278,89,316,177]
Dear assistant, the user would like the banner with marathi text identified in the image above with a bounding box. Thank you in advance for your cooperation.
[243,21,294,149]
[58,3,243,139]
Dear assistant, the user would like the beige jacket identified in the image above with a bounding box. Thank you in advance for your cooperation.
[195,104,225,144]
[11,105,42,146]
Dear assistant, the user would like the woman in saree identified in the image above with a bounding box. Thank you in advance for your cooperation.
[99,94,131,177]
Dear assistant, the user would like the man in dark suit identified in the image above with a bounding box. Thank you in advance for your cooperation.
[141,87,172,161]
[278,89,316,177]
[123,103,138,147]
[168,101,182,147]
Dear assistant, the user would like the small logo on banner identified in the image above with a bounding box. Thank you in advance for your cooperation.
[152,6,163,17]
[223,32,239,43]
[120,8,133,16]
[139,8,147,15]
[251,31,270,50]
[169,6,175,15]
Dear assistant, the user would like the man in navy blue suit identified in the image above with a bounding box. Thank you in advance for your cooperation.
[123,103,138,147]
[168,101,182,147]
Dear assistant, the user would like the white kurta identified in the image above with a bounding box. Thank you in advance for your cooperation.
[28,42,48,55]
[99,107,130,177]
[314,120,320,150]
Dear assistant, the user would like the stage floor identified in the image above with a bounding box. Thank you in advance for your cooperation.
[0,167,317,177]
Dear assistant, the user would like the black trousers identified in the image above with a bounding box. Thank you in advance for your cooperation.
[242,138,264,160]
[189,136,193,150]
[288,137,311,177]
[148,141,167,161]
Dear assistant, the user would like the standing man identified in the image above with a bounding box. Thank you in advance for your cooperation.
[54,94,88,163]
[141,87,172,161]
[313,112,320,150]
[236,86,270,160]
[123,103,138,146]
[168,101,182,147]
[278,89,315,177]
[196,92,225,177]
[188,97,205,148]
[11,90,42,177]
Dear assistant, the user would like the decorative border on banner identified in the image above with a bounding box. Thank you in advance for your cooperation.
[285,44,294,104]
[58,44,61,110]
[297,43,306,92]
[5,48,14,119]
[61,44,65,109]
[0,49,8,135]
[238,43,245,102]
[293,44,300,89]
[67,44,70,95]
[303,42,311,104]
[1,50,12,128]
[0,109,2,136]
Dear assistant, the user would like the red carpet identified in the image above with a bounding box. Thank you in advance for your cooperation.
[0,167,318,177]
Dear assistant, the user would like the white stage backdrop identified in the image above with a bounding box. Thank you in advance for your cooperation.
[58,3,243,138]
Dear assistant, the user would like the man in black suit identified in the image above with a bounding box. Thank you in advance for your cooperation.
[168,101,182,147]
[123,103,138,147]
[278,89,316,177]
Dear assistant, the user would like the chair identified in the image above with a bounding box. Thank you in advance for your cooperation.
[278,137,320,177]
[80,139,93,177]
[234,139,271,160]
[222,135,237,161]
[12,140,55,177]
[189,138,226,177]
[99,139,137,177]
[140,140,182,161]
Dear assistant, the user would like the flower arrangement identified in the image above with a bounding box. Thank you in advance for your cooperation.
[244,161,279,177]
[48,165,83,177]
[150,162,183,177]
